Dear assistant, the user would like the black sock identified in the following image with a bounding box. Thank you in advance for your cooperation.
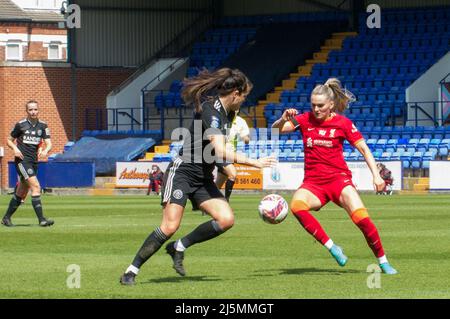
[225,179,235,201]
[180,220,224,249]
[132,227,169,268]
[4,195,22,218]
[31,196,44,222]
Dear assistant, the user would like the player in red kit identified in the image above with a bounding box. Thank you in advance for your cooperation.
[272,78,397,275]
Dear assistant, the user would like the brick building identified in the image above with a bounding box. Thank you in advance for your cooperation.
[0,0,135,190]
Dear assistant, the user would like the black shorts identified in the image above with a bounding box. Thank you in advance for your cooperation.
[15,161,37,181]
[161,158,225,208]
[216,161,233,175]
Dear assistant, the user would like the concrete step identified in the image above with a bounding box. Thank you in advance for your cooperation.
[281,79,297,89]
[325,38,343,47]
[266,92,281,102]
[320,45,341,51]
[413,183,429,191]
[297,65,312,73]
[332,31,358,37]
[95,176,115,187]
[155,145,170,153]
[144,152,155,160]
[313,52,329,60]
[90,189,115,196]
[418,177,430,184]
[104,182,116,189]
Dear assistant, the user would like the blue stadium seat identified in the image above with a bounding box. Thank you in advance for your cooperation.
[407,138,419,148]
[381,152,391,161]
[422,151,436,169]
[429,138,441,150]
[411,151,424,169]
[386,138,398,150]
[438,138,450,156]
[417,138,431,152]
[400,151,412,168]
[390,152,401,161]
[372,151,382,160]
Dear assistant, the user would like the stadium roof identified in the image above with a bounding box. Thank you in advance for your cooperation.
[0,0,64,22]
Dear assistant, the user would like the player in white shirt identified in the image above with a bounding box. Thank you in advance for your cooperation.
[215,111,251,201]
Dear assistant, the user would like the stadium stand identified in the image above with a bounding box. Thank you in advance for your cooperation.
[55,137,157,175]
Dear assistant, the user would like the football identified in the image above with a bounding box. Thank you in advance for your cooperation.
[258,194,289,224]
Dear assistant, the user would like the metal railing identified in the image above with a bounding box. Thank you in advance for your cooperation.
[405,101,446,127]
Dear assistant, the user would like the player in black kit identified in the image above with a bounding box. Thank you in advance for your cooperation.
[120,68,276,285]
[1,100,54,227]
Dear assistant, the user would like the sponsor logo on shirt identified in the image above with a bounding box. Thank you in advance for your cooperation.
[23,135,41,145]
[318,129,326,136]
[313,139,333,148]
[307,138,333,148]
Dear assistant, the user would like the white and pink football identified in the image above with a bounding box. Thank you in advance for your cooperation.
[258,194,289,224]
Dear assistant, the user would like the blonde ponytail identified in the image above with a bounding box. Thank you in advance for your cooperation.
[311,78,355,113]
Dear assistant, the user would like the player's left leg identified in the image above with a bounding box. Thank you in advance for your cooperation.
[27,176,54,227]
[339,186,397,274]
[166,185,231,276]
[2,181,27,227]
[222,164,237,201]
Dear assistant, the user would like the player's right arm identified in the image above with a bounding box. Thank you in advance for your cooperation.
[271,108,299,133]
[7,137,23,160]
[7,124,24,159]
[209,134,276,169]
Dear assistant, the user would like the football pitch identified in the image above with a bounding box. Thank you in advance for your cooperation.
[1,194,449,299]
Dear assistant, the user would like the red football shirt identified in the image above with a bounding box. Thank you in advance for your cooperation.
[289,112,364,181]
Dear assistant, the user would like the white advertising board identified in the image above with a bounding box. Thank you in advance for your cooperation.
[429,161,450,190]
[347,161,402,191]
[116,162,170,187]
[263,163,305,190]
[264,161,402,191]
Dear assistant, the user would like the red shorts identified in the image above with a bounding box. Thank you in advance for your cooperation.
[300,173,355,207]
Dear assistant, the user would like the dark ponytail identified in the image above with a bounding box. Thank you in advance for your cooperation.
[181,68,252,112]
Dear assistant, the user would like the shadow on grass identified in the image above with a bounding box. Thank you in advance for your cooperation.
[250,268,362,277]
[280,268,362,275]
[3,224,36,227]
[141,275,221,284]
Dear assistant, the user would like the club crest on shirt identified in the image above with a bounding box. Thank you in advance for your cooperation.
[307,137,313,148]
[211,116,220,129]
[37,130,42,136]
[329,129,336,138]
[173,189,183,200]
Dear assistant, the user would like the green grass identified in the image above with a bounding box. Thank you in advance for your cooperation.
[1,194,450,299]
